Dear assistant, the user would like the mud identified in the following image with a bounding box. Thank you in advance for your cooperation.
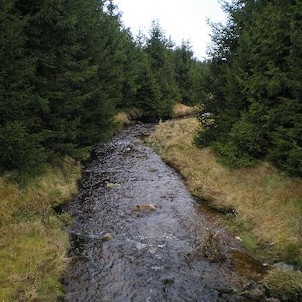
[63,123,266,302]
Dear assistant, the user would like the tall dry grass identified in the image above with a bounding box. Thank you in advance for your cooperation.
[148,118,302,265]
[172,103,194,118]
[0,158,81,301]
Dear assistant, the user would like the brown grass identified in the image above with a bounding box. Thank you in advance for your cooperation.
[172,103,196,118]
[0,158,81,301]
[113,112,131,126]
[148,117,302,265]
[113,107,143,129]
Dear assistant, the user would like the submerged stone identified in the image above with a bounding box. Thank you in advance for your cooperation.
[101,233,114,241]
[105,182,121,189]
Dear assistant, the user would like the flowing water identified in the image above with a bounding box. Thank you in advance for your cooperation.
[63,123,266,302]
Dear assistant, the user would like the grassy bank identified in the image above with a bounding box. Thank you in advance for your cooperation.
[148,117,302,265]
[0,158,81,301]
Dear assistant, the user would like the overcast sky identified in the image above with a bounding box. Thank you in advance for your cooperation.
[116,0,228,60]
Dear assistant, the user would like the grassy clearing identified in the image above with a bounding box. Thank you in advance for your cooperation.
[148,117,302,266]
[0,158,81,301]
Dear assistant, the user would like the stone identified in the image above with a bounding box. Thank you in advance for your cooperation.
[272,262,295,272]
[106,182,121,189]
[240,287,265,300]
[133,204,156,212]
[101,233,114,241]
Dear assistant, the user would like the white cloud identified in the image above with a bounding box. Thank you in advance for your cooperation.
[117,0,227,59]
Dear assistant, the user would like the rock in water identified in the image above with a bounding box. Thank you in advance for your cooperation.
[106,182,121,189]
[102,233,114,241]
[133,204,156,212]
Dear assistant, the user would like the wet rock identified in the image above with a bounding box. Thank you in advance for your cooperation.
[133,204,156,212]
[101,233,114,241]
[105,182,121,189]
[161,277,174,286]
[235,236,243,241]
[272,262,295,272]
[213,285,235,294]
[239,287,266,300]
[264,298,281,302]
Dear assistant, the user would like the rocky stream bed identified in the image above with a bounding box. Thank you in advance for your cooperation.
[63,123,270,302]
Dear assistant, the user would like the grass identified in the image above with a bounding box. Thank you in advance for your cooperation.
[172,103,194,118]
[0,158,81,301]
[148,117,302,266]
[113,107,143,129]
[262,269,302,301]
[113,112,131,126]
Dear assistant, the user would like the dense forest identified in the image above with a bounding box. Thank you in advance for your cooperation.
[0,0,205,176]
[197,0,302,176]
[1,1,302,300]
[1,0,301,177]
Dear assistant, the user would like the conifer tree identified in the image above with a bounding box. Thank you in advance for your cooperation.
[173,41,194,104]
[198,0,302,176]
[0,0,46,172]
[144,21,179,119]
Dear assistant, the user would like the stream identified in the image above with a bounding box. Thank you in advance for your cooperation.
[63,123,266,302]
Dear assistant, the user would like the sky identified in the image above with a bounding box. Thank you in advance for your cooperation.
[116,0,228,60]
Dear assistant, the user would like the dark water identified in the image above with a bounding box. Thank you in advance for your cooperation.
[63,123,265,302]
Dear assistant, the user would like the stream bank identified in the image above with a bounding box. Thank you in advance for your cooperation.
[63,123,269,302]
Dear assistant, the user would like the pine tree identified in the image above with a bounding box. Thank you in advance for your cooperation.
[197,0,302,176]
[144,21,179,119]
[134,50,162,121]
[0,0,46,172]
[173,41,194,104]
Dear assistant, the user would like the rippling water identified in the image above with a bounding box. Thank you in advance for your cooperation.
[63,123,265,302]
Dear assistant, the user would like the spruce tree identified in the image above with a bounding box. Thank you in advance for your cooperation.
[173,41,194,104]
[144,21,179,120]
[197,0,302,176]
[0,0,46,172]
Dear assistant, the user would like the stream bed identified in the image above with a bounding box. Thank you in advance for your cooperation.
[63,123,267,302]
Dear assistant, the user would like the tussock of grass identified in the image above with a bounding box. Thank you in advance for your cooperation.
[114,107,143,129]
[148,118,302,266]
[0,158,81,301]
[113,112,131,126]
[262,269,302,301]
[172,103,194,118]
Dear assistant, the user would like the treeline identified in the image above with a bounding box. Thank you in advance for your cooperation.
[0,0,205,175]
[198,0,302,176]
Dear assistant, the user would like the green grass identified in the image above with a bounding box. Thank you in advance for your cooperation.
[0,158,80,301]
[263,269,302,301]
